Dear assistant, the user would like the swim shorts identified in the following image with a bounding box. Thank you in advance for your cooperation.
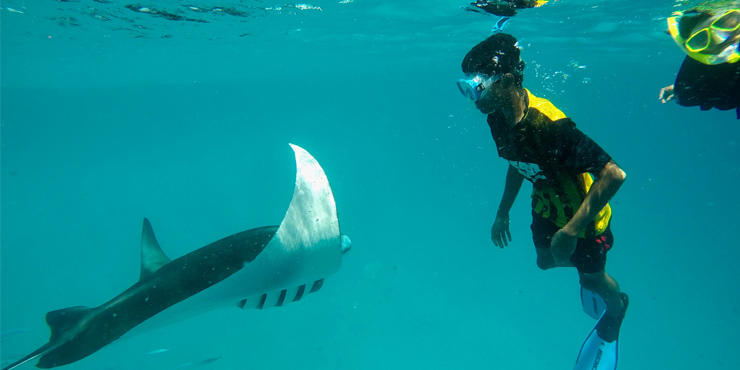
[530,214,613,274]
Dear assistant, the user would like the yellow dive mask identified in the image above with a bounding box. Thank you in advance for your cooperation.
[668,9,740,65]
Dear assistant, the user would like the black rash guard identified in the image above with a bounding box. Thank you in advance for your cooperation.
[674,56,740,119]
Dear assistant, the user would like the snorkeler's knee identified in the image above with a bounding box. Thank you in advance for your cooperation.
[536,256,556,270]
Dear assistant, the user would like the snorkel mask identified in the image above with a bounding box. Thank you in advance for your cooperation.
[668,9,740,65]
[456,74,502,101]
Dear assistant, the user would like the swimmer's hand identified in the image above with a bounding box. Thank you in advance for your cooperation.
[550,228,576,265]
[491,214,512,248]
[659,84,675,103]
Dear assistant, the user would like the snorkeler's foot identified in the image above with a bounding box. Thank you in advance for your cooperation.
[595,293,629,343]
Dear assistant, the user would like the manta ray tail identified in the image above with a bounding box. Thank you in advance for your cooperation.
[1,342,55,370]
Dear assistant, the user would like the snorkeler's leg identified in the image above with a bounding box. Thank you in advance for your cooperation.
[579,271,628,342]
[574,271,628,370]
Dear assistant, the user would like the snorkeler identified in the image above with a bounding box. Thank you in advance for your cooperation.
[659,1,740,119]
[457,33,629,370]
[464,0,548,17]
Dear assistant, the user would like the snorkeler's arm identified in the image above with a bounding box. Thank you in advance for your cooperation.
[561,160,625,237]
[491,165,524,248]
[498,164,525,217]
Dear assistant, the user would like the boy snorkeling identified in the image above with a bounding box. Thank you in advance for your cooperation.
[659,1,740,119]
[458,33,628,370]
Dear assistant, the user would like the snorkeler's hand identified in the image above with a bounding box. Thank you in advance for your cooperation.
[659,84,675,103]
[491,214,512,248]
[550,229,576,265]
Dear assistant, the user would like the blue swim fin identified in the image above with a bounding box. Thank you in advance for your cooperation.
[581,287,607,320]
[574,293,628,370]
[491,16,511,34]
[573,315,618,370]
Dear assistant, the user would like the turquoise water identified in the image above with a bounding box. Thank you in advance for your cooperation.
[2,0,739,369]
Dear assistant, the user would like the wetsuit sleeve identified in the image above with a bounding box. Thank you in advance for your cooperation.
[547,118,611,174]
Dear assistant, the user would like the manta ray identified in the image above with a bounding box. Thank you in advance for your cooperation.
[3,144,350,370]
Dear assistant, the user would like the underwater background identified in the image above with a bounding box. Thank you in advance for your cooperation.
[2,0,739,369]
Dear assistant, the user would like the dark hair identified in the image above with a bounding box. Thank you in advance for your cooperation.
[461,33,525,86]
[678,1,739,38]
[678,11,713,39]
